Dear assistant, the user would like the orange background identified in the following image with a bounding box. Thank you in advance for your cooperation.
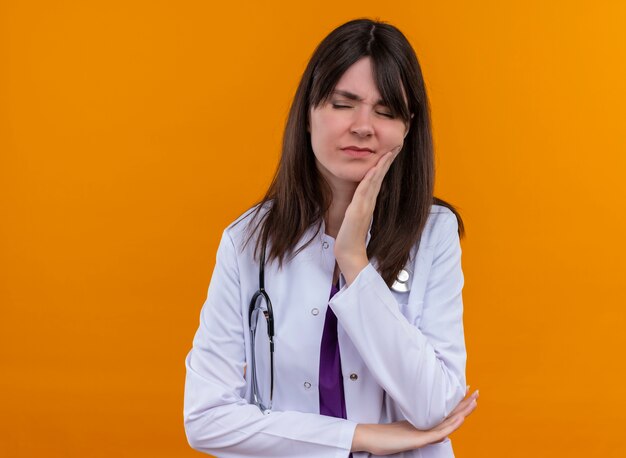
[1,1,625,457]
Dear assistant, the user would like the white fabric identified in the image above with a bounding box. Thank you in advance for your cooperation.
[184,204,466,457]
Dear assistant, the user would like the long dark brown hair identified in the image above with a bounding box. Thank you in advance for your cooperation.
[241,18,464,287]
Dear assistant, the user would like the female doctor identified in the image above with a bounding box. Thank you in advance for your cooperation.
[184,18,478,457]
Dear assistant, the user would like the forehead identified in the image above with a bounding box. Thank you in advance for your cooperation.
[332,57,381,102]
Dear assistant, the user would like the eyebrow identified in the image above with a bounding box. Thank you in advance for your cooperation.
[332,89,386,106]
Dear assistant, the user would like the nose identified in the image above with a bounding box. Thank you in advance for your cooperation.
[350,107,374,138]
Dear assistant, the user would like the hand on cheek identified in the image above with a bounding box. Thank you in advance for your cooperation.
[334,145,403,286]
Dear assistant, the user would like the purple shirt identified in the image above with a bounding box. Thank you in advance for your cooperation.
[319,282,348,419]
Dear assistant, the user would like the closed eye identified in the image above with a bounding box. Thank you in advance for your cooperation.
[331,102,395,118]
[377,111,394,118]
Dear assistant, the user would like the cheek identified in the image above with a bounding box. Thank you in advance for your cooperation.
[310,112,342,152]
[380,124,408,150]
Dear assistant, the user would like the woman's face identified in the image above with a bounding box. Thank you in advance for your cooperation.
[309,57,410,190]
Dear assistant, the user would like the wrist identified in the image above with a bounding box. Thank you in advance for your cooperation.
[351,421,429,455]
[337,255,368,286]
[350,424,373,453]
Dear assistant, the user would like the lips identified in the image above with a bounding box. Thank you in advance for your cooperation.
[341,146,375,158]
[341,146,374,153]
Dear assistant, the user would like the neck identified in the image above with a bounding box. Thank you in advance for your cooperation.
[324,178,358,239]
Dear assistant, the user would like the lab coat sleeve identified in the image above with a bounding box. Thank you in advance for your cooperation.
[329,212,466,430]
[184,230,357,458]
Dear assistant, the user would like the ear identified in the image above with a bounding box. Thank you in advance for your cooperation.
[403,113,414,138]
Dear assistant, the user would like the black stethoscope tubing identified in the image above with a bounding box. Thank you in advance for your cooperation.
[248,242,274,413]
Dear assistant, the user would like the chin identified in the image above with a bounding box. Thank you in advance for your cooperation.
[336,169,369,184]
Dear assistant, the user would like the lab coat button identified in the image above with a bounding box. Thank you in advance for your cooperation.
[322,241,329,249]
[349,373,358,381]
[311,308,319,316]
[304,381,311,389]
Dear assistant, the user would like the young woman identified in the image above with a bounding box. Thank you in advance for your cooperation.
[184,18,478,457]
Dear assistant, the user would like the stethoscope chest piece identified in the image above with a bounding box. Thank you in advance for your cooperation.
[391,268,411,292]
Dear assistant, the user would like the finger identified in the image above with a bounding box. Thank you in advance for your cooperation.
[351,156,391,207]
[368,153,394,190]
[428,416,465,444]
[361,150,393,184]
[458,398,478,418]
[446,398,478,423]
[446,389,479,419]
[349,146,403,217]
[365,145,402,181]
[453,393,479,418]
[437,402,475,434]
[356,147,401,199]
[463,401,478,419]
[374,146,401,177]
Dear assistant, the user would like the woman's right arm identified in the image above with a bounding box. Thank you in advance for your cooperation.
[184,230,357,457]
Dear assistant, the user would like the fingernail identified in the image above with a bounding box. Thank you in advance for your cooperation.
[466,385,470,393]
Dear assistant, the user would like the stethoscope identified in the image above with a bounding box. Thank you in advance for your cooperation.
[248,243,274,414]
[247,241,412,414]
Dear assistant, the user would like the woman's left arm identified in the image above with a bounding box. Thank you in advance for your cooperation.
[332,150,466,431]
[331,211,466,431]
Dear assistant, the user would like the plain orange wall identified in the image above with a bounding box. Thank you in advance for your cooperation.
[1,1,625,457]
